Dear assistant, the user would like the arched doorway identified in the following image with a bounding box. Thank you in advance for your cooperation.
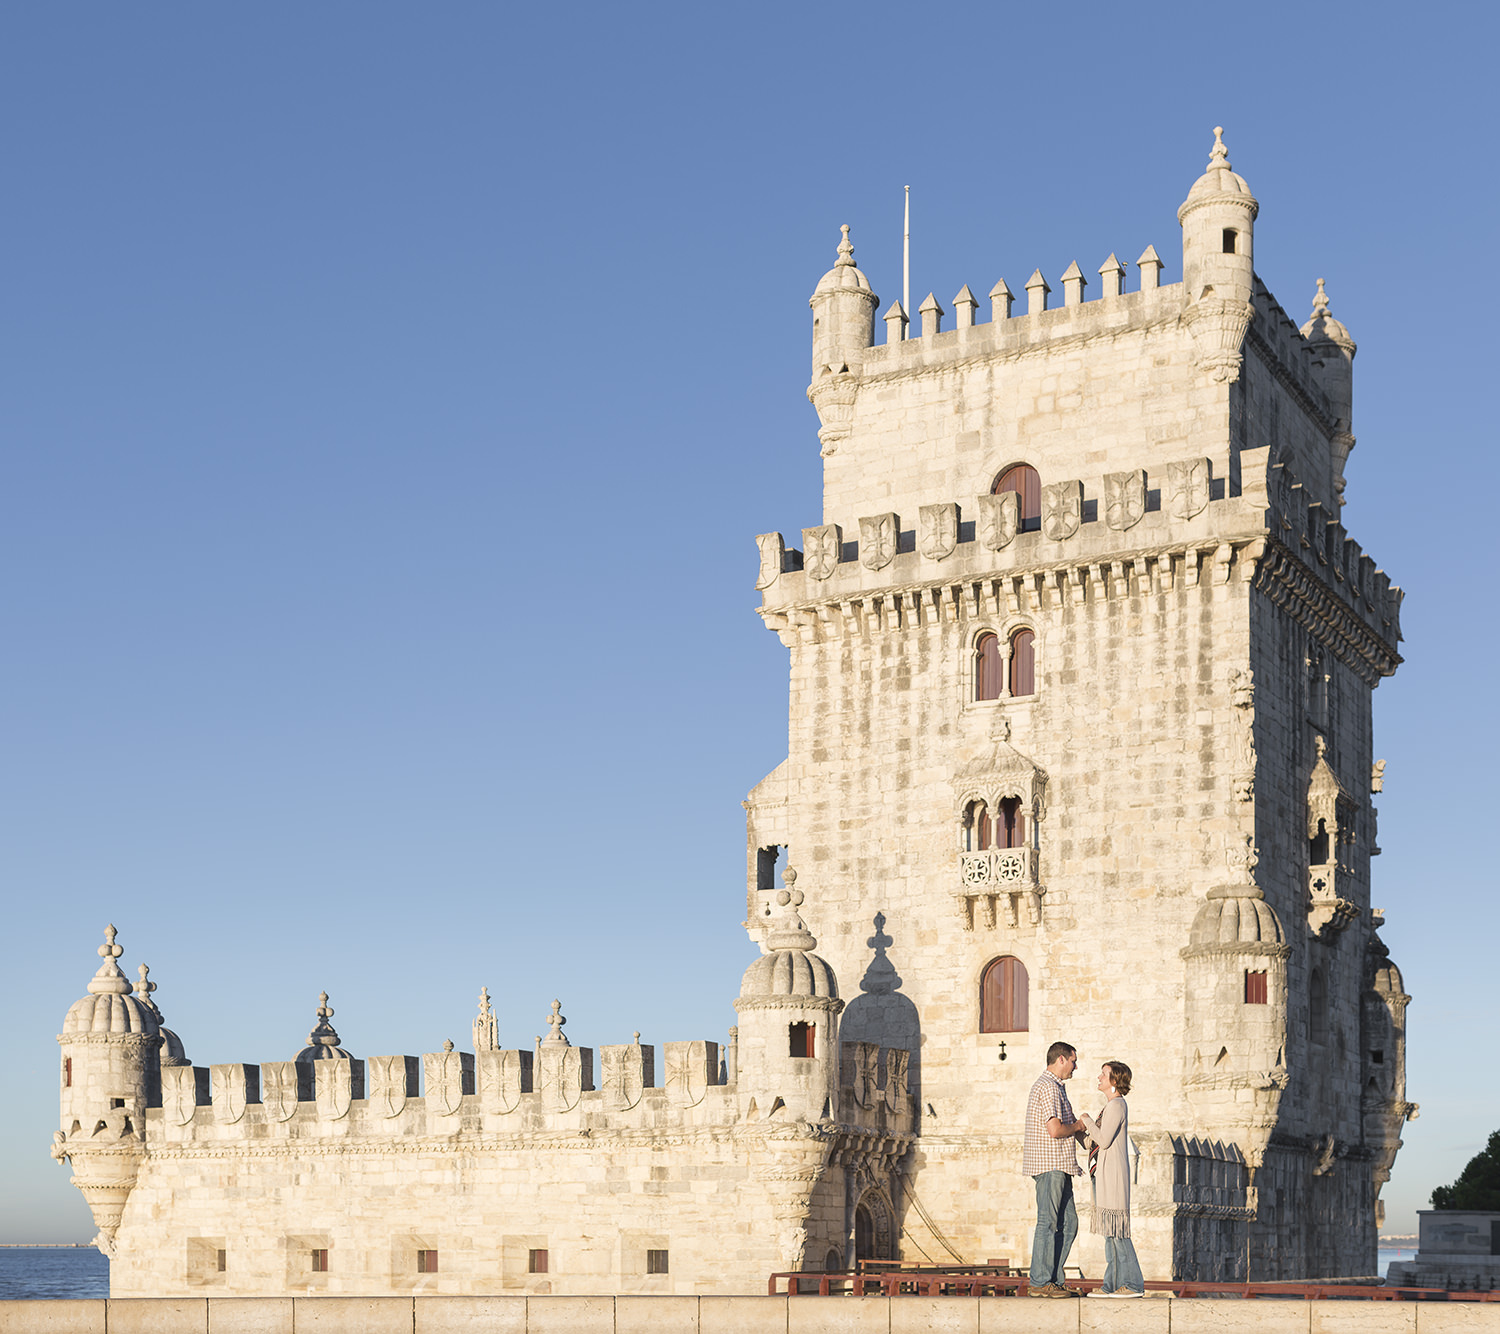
[853,1190,894,1263]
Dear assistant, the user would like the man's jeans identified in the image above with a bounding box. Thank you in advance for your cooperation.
[1030,1170,1079,1285]
[1104,1236,1144,1293]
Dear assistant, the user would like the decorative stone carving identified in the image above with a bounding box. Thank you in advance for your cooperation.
[1371,760,1386,794]
[476,1048,531,1113]
[1181,294,1255,383]
[536,1043,589,1112]
[859,513,898,571]
[1307,737,1360,938]
[755,533,785,590]
[952,729,1048,930]
[259,1062,298,1123]
[665,1040,718,1108]
[1229,668,1256,802]
[164,1064,201,1127]
[919,502,958,560]
[1104,469,1146,531]
[367,1055,418,1119]
[314,1059,359,1121]
[802,524,842,581]
[976,491,1019,550]
[211,1064,256,1125]
[1042,480,1082,541]
[1168,458,1211,519]
[424,1046,473,1117]
[885,1049,910,1113]
[602,1035,652,1111]
[472,988,497,1053]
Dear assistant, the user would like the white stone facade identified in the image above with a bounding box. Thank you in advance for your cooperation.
[53,129,1412,1296]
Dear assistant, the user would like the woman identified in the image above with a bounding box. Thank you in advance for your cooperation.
[1080,1061,1144,1297]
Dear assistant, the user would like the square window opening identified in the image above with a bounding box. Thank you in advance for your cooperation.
[647,1249,669,1275]
[311,1249,328,1273]
[528,1248,549,1274]
[789,1021,815,1059]
[1244,971,1268,1005]
[417,1249,438,1274]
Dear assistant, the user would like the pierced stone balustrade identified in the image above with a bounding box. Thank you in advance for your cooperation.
[1308,862,1359,937]
[955,849,1041,930]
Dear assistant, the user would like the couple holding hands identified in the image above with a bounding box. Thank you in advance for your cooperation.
[1022,1041,1144,1298]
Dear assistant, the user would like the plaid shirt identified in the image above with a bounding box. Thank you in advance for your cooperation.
[1022,1071,1081,1176]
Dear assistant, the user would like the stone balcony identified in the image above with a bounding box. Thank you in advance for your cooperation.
[1308,861,1360,937]
[955,848,1042,930]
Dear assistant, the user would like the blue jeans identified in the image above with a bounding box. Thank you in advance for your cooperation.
[1104,1235,1143,1293]
[1030,1171,1078,1285]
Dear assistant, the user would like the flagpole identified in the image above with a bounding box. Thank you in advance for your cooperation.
[903,185,910,318]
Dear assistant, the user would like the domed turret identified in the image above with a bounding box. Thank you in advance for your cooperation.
[734,872,844,1122]
[54,926,159,1254]
[1178,127,1258,382]
[1186,885,1286,951]
[135,963,191,1069]
[1300,278,1358,503]
[809,225,878,375]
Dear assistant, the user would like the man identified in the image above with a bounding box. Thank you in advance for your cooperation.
[1023,1041,1087,1296]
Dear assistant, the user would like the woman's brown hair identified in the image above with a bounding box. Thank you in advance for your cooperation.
[1104,1061,1132,1096]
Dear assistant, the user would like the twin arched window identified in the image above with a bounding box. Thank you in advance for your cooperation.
[963,797,1026,851]
[980,956,1029,1032]
[975,630,1036,701]
[992,464,1041,533]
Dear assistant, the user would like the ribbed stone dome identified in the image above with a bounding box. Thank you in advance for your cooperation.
[811,225,874,297]
[1178,127,1257,220]
[740,948,839,1000]
[1188,887,1286,949]
[61,926,160,1038]
[1300,279,1355,351]
[1372,959,1405,998]
[295,991,352,1063]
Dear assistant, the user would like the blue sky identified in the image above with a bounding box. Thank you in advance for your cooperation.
[2,3,1494,1243]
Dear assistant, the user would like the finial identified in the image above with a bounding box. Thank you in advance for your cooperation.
[317,991,332,1021]
[305,991,342,1049]
[1312,278,1330,316]
[1315,735,1328,760]
[1209,126,1230,169]
[137,964,156,1000]
[782,866,797,887]
[472,985,498,1052]
[764,883,817,953]
[542,998,570,1047]
[835,224,855,267]
[859,912,902,995]
[632,1030,641,1044]
[442,1038,455,1053]
[87,924,132,996]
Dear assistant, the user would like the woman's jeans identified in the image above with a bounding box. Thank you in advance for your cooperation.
[1103,1235,1144,1293]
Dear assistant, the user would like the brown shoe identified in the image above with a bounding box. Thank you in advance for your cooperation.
[1049,1284,1082,1297]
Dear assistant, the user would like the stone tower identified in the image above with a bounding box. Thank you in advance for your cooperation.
[747,128,1414,1280]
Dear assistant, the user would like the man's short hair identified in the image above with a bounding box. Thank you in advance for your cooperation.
[1046,1041,1076,1066]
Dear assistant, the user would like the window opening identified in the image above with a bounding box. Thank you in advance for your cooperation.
[979,956,1029,1033]
[1310,819,1329,865]
[417,1249,439,1273]
[756,845,788,892]
[110,1098,125,1109]
[1244,971,1268,1005]
[998,796,1025,849]
[646,1249,669,1275]
[1009,629,1035,697]
[975,633,1003,701]
[216,1250,227,1273]
[992,464,1042,532]
[789,1021,815,1058]
[1222,229,1237,254]
[64,1058,71,1088]
[1370,1049,1384,1065]
[528,1249,549,1274]
[311,1249,328,1273]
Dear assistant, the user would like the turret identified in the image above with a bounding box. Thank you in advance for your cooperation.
[1178,127,1259,382]
[1300,279,1358,504]
[53,925,160,1253]
[807,227,878,457]
[733,871,843,1122]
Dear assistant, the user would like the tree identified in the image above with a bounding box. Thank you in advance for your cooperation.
[1432,1130,1500,1210]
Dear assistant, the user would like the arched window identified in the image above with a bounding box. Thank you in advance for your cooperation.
[975,633,1003,701]
[992,464,1041,533]
[1309,969,1328,1045]
[964,800,993,851]
[998,796,1026,849]
[1009,629,1035,697]
[1310,819,1329,866]
[980,956,1029,1033]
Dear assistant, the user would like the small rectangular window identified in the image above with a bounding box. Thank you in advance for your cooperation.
[110,1098,125,1109]
[1370,1050,1384,1065]
[417,1249,438,1273]
[216,1249,227,1273]
[528,1248,549,1274]
[789,1021,814,1058]
[64,1058,72,1088]
[647,1249,669,1274]
[1244,971,1268,1005]
[1222,229,1237,254]
[310,1249,328,1273]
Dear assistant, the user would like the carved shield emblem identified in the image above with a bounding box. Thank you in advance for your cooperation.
[1168,458,1210,520]
[855,1044,880,1109]
[1042,481,1082,541]
[423,1050,467,1117]
[260,1062,298,1123]
[478,1049,529,1114]
[367,1055,411,1119]
[754,532,784,590]
[976,491,1019,550]
[801,524,842,581]
[537,1045,583,1112]
[602,1043,646,1111]
[1104,470,1146,531]
[858,513,898,571]
[314,1059,353,1121]
[885,1049,911,1112]
[164,1064,199,1127]
[664,1040,713,1107]
[919,503,958,561]
[211,1064,248,1125]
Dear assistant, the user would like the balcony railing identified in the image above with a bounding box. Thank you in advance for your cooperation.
[955,848,1041,929]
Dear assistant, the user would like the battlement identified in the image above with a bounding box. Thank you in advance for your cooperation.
[754,451,1401,682]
